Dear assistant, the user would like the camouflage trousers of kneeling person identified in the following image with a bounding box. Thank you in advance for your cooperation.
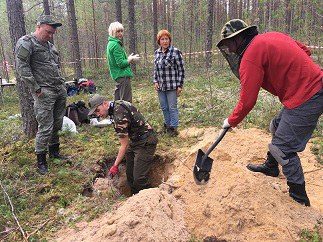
[32,85,67,154]
[125,134,158,195]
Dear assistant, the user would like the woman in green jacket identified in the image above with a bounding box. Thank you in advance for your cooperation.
[107,22,140,102]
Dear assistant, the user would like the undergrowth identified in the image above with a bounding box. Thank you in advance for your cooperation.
[0,65,322,241]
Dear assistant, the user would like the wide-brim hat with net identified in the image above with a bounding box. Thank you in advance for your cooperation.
[217,19,257,47]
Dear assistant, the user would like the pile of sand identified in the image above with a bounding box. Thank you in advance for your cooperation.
[53,188,189,242]
[53,128,323,242]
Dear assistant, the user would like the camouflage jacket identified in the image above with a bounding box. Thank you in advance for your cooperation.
[112,100,153,140]
[15,33,65,92]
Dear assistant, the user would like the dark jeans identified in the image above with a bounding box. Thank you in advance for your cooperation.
[114,77,132,102]
[125,134,158,194]
[271,89,323,184]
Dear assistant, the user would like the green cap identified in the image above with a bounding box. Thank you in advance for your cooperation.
[88,94,106,116]
[37,15,62,27]
[217,19,257,47]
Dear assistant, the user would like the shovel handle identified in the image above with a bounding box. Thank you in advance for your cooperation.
[200,127,230,166]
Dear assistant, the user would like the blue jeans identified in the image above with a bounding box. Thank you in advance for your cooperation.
[158,90,179,128]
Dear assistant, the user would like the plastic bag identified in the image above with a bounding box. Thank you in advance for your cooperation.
[62,116,78,133]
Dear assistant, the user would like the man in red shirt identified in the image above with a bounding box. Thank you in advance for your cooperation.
[217,19,323,206]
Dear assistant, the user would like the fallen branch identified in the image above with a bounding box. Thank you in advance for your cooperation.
[304,167,323,174]
[27,218,51,239]
[286,226,295,242]
[161,181,180,189]
[0,227,19,241]
[184,102,222,124]
[184,91,237,125]
[0,181,28,242]
[306,182,323,188]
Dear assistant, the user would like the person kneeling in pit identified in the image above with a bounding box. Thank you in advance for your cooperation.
[88,94,158,195]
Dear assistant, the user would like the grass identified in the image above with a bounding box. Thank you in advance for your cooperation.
[300,219,323,242]
[0,64,322,241]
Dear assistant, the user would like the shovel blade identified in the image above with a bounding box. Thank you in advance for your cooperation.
[193,149,214,185]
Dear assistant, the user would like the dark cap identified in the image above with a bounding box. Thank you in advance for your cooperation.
[37,15,62,27]
[88,94,106,116]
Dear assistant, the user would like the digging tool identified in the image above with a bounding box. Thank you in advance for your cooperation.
[193,127,230,185]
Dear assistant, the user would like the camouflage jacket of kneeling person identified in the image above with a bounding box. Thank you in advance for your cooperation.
[112,100,153,141]
[15,33,65,93]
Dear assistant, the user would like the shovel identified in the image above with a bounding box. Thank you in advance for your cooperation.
[193,127,229,185]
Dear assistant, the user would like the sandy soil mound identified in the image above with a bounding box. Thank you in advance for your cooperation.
[53,188,189,242]
[172,127,323,241]
[53,128,322,242]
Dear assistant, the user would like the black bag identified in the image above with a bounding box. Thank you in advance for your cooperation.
[75,101,90,124]
[65,101,90,126]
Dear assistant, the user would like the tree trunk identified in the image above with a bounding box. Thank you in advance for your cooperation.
[167,0,171,31]
[189,0,194,62]
[115,0,122,23]
[91,0,99,68]
[0,35,9,82]
[205,0,214,68]
[6,0,38,138]
[43,0,50,15]
[153,0,158,50]
[128,0,136,73]
[239,0,243,19]
[67,0,83,79]
[43,0,55,44]
[182,0,186,61]
[171,0,175,37]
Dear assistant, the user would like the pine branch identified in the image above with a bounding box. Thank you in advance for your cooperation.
[0,181,28,242]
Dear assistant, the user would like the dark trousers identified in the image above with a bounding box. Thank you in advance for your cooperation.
[271,89,323,184]
[114,77,132,102]
[125,135,158,194]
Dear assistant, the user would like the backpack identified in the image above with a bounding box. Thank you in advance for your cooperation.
[66,83,79,96]
[78,79,97,94]
[65,101,90,126]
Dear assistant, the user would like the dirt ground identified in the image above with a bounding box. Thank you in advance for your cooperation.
[53,128,323,242]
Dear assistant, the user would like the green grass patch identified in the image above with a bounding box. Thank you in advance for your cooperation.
[0,65,322,241]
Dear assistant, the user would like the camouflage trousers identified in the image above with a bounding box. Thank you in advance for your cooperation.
[31,85,67,154]
[125,134,158,194]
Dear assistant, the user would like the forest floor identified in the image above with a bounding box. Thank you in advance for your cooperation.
[52,127,323,242]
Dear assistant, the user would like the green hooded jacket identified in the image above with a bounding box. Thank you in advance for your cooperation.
[107,36,133,80]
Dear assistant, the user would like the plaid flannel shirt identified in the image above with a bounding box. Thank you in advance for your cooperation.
[153,46,185,91]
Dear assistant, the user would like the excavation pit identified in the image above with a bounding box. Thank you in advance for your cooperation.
[83,154,175,198]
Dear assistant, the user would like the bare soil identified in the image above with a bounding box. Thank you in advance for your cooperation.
[53,128,323,242]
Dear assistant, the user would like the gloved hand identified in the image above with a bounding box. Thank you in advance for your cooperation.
[108,164,118,178]
[222,118,231,129]
[128,53,141,62]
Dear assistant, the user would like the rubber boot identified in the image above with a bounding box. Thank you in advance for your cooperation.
[169,127,179,136]
[247,152,279,177]
[37,154,49,175]
[287,181,310,206]
[158,124,170,134]
[49,144,72,160]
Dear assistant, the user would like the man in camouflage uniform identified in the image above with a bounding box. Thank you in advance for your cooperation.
[15,15,70,175]
[88,94,158,195]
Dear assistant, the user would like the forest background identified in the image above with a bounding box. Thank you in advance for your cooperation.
[0,0,322,82]
[0,0,322,241]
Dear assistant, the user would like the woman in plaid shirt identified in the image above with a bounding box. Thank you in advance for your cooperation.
[154,30,185,136]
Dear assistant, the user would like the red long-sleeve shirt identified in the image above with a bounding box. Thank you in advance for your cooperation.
[228,32,322,127]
